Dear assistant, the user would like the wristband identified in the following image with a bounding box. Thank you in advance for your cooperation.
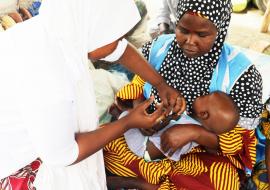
[101,38,128,62]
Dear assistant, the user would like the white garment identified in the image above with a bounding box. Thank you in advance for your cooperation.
[0,1,140,190]
[124,112,200,161]
[148,0,178,35]
[155,0,178,26]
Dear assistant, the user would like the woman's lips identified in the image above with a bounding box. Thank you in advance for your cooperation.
[183,48,197,56]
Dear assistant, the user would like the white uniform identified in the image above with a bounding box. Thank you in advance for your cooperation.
[0,0,140,189]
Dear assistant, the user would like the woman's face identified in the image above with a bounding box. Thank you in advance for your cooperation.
[175,13,218,58]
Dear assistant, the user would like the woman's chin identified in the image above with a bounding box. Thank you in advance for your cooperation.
[183,52,197,58]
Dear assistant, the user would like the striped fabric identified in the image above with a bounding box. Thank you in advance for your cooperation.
[104,137,172,186]
[131,75,145,86]
[104,133,247,189]
[209,162,239,190]
[105,74,256,189]
[218,125,256,170]
[116,75,145,100]
[169,152,241,190]
[171,152,208,177]
[116,83,143,100]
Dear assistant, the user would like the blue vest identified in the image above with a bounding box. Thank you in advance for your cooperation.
[143,34,252,97]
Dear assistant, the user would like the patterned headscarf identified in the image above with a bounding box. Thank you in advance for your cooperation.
[176,0,232,57]
[147,0,232,113]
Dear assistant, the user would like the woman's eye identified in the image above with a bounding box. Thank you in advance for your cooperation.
[178,27,189,34]
[197,32,208,37]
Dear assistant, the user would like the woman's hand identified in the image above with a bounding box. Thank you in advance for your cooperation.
[74,97,165,164]
[155,81,186,116]
[160,124,200,156]
[123,97,166,130]
[139,112,181,136]
[112,42,186,116]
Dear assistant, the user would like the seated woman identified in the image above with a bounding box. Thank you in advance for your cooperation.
[104,0,263,189]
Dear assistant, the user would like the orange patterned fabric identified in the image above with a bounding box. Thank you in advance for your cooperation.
[116,75,145,100]
[105,74,256,189]
[116,83,144,100]
[104,137,172,185]
[104,136,243,190]
[131,75,145,86]
[218,125,256,170]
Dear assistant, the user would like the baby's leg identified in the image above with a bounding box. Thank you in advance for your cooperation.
[146,140,166,160]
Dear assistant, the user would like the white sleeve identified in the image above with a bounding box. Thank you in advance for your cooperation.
[101,38,128,62]
[87,0,141,52]
[155,0,172,25]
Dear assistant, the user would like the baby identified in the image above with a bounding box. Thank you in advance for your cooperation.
[113,91,239,161]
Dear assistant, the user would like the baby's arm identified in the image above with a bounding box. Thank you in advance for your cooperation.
[146,123,201,161]
[161,123,218,155]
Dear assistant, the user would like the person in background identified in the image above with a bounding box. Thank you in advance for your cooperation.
[148,0,178,38]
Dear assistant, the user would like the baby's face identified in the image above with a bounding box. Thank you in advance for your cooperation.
[192,94,217,132]
[193,92,237,134]
[192,94,210,116]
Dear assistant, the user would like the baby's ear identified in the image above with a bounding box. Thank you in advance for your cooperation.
[198,111,209,120]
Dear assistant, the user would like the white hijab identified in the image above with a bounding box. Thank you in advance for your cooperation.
[32,0,140,189]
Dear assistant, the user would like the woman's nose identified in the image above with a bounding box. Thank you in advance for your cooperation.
[186,34,196,45]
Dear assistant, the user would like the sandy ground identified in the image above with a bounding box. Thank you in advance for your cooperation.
[130,1,270,54]
[229,8,270,52]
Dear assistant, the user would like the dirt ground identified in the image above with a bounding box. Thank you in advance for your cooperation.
[229,7,270,53]
[130,1,270,55]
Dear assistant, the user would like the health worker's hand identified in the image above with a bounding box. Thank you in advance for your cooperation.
[155,81,186,116]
